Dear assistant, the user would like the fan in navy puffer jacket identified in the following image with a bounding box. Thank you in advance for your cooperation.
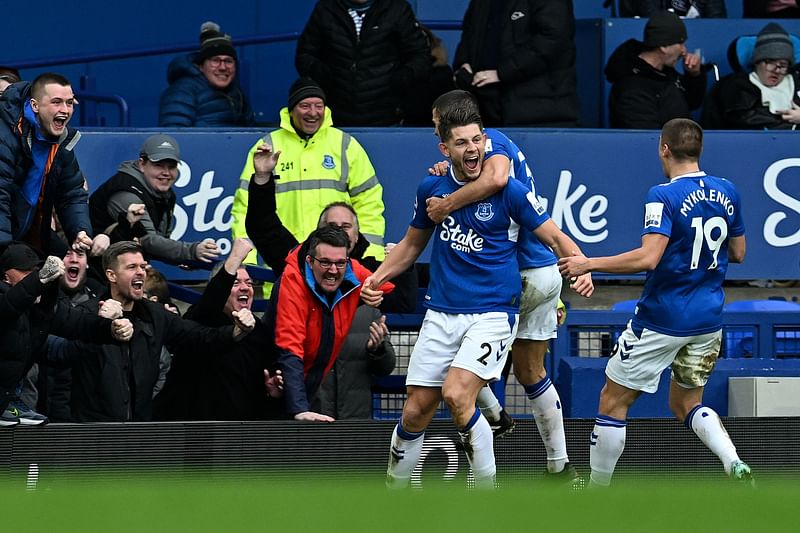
[158,53,255,127]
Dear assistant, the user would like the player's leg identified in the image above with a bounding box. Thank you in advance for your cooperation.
[592,323,674,487]
[443,366,495,487]
[514,266,572,476]
[476,383,514,438]
[669,331,754,485]
[387,310,463,488]
[448,311,517,488]
[386,385,442,488]
[589,378,639,487]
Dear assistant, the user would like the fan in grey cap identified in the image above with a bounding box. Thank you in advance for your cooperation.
[88,134,220,264]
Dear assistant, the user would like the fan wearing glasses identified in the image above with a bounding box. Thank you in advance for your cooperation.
[159,21,254,127]
[269,223,396,423]
[715,22,800,129]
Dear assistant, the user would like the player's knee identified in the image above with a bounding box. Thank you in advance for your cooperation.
[401,402,428,430]
[441,386,469,416]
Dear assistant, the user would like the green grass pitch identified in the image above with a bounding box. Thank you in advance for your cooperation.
[3,473,797,532]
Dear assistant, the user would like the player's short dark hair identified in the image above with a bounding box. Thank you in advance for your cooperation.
[317,202,359,231]
[432,89,480,117]
[103,241,144,271]
[30,72,71,101]
[438,107,483,143]
[307,225,350,257]
[661,118,703,162]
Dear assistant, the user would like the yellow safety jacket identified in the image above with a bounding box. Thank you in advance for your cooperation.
[231,107,386,264]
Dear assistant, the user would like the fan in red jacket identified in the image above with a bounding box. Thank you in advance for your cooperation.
[272,225,394,421]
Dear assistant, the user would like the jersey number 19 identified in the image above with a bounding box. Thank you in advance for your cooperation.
[690,216,727,270]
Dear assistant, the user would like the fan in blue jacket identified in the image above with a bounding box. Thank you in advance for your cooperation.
[159,22,255,127]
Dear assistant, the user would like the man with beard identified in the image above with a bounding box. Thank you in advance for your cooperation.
[154,238,284,421]
[361,108,586,489]
[68,241,256,422]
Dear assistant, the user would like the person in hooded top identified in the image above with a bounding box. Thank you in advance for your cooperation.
[88,134,219,264]
[158,21,255,127]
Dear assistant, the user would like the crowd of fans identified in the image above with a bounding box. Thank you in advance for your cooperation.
[0,0,798,428]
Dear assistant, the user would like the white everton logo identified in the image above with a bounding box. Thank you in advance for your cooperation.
[475,202,494,221]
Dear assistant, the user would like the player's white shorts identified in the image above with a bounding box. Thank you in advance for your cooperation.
[406,310,519,387]
[516,264,562,341]
[605,321,722,394]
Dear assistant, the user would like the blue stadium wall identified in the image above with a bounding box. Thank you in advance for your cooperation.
[3,1,768,128]
[75,128,800,281]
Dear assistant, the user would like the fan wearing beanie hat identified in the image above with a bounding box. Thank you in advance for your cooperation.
[752,23,794,67]
[750,23,798,94]
[711,22,800,129]
[288,78,326,112]
[286,77,327,137]
[643,11,687,48]
[195,21,238,90]
[158,21,255,127]
[196,22,238,64]
[604,10,704,129]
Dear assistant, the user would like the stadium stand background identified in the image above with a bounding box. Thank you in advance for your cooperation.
[2,0,769,129]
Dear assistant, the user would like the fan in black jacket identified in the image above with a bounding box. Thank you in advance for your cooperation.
[295,0,430,126]
[153,238,284,421]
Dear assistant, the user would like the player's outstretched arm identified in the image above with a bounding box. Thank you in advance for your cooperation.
[558,233,669,278]
[426,155,510,223]
[362,227,432,306]
[532,220,594,297]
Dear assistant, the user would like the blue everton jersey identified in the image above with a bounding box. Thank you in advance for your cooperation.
[633,172,745,336]
[485,128,557,269]
[411,171,551,314]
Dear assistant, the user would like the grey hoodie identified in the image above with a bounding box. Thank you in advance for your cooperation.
[104,160,198,262]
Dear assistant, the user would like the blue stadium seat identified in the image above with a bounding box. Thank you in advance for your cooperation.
[723,300,800,358]
[723,299,800,312]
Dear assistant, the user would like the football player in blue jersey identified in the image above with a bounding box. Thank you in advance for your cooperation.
[426,90,592,486]
[361,108,587,489]
[559,118,753,487]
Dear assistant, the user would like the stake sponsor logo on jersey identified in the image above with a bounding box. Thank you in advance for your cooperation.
[440,217,484,253]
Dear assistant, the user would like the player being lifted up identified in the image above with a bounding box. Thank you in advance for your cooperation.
[559,118,753,487]
[361,107,588,489]
[427,90,592,485]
